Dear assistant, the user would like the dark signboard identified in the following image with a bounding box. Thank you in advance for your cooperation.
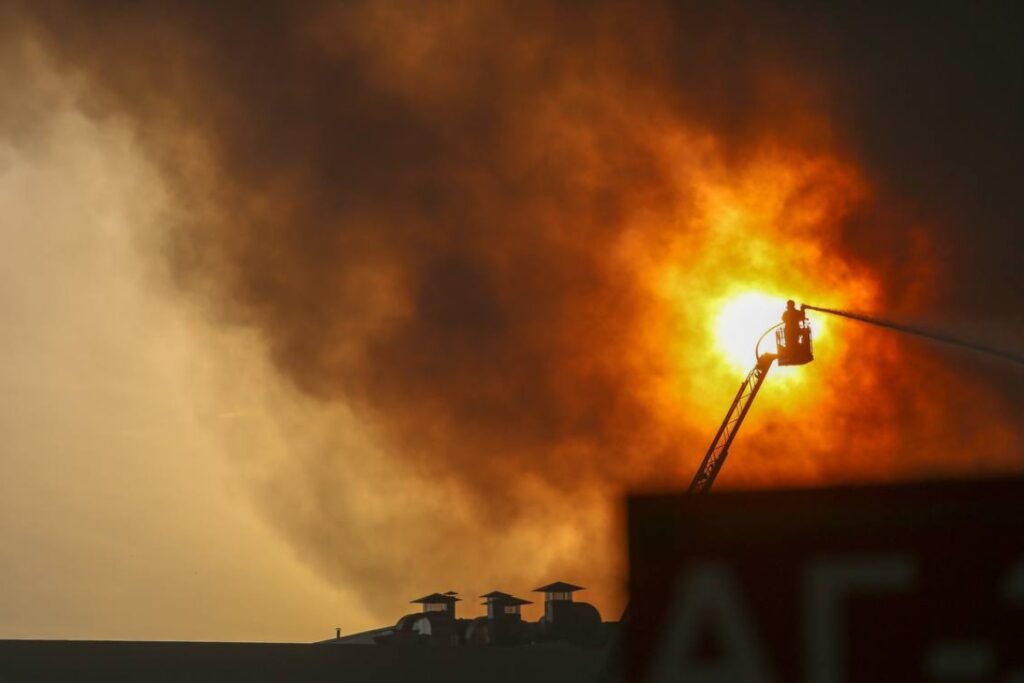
[627,478,1024,682]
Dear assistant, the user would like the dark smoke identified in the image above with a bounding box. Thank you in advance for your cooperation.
[13,0,1024,619]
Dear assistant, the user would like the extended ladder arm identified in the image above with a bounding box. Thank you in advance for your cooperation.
[688,353,776,495]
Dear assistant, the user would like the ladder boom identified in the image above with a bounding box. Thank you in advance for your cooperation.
[688,354,775,494]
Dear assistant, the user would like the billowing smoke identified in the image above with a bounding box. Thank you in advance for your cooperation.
[15,1,1023,619]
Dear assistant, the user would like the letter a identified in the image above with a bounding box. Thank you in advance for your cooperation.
[646,561,774,683]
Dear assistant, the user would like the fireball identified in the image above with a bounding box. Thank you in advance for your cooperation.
[622,140,879,431]
[714,292,787,369]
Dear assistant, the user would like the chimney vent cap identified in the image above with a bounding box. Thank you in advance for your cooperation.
[533,581,585,593]
[410,592,461,604]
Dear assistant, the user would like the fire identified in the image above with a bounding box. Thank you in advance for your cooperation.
[23,0,1024,638]
[624,141,880,432]
[714,292,787,370]
[714,292,831,371]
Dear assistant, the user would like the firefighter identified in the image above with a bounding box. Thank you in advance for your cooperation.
[782,299,805,352]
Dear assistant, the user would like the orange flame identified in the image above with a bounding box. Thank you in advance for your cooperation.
[602,141,880,467]
[28,0,1024,628]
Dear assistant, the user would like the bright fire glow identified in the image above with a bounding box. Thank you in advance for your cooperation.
[628,142,873,427]
[712,292,829,371]
[715,293,787,369]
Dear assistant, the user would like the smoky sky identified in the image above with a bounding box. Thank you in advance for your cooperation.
[12,0,1024,615]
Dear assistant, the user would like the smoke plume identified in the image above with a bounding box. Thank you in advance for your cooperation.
[14,0,1024,619]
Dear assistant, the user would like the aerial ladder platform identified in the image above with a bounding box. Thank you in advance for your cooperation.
[599,299,1023,682]
[689,301,1024,494]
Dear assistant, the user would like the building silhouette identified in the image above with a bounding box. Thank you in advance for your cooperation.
[326,580,612,649]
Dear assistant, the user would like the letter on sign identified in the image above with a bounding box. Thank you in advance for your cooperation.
[803,556,915,683]
[647,561,775,683]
